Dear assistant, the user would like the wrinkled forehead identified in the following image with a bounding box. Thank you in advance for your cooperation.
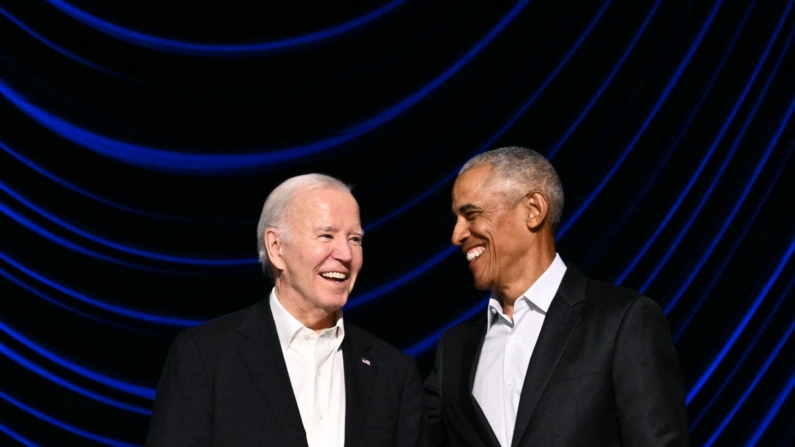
[290,186,361,227]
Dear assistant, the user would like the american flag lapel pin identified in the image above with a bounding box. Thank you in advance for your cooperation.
[361,358,371,366]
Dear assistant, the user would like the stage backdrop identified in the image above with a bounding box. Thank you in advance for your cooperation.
[1,1,794,445]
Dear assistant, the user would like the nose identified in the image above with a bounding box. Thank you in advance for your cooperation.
[332,237,354,262]
[451,217,469,246]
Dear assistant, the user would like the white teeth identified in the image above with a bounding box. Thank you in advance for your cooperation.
[466,247,485,261]
[321,272,347,280]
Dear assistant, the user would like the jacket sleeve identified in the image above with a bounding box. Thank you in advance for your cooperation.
[146,331,213,447]
[394,355,429,447]
[612,296,689,446]
[423,337,448,447]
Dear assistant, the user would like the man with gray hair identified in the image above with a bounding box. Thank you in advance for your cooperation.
[424,147,688,446]
[147,174,426,447]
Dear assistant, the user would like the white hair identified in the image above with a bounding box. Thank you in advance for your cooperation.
[256,173,352,277]
[460,146,564,233]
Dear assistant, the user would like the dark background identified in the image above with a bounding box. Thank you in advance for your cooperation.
[1,0,794,445]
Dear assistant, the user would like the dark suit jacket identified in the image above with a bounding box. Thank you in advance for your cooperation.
[147,299,426,447]
[424,266,688,447]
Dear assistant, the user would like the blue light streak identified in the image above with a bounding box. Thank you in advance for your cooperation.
[1,0,530,174]
[547,0,662,158]
[0,265,148,330]
[0,389,140,447]
[662,25,795,314]
[691,274,795,431]
[403,295,490,357]
[0,340,152,415]
[0,140,205,222]
[0,252,203,328]
[744,363,795,445]
[674,145,793,344]
[346,245,458,309]
[0,6,118,75]
[0,422,39,447]
[0,179,255,267]
[367,0,613,231]
[557,0,725,237]
[0,320,156,399]
[687,231,795,403]
[704,315,795,445]
[0,199,184,273]
[614,0,787,287]
[46,0,405,57]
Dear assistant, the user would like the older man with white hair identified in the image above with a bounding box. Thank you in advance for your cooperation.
[147,174,426,447]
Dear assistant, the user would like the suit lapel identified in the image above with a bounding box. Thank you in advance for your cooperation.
[342,327,375,447]
[460,314,502,447]
[237,300,309,447]
[510,266,587,447]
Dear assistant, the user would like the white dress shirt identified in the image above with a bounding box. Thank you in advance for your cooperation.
[270,289,346,447]
[472,254,567,447]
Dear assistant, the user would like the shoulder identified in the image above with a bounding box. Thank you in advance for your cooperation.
[576,273,667,329]
[174,302,260,352]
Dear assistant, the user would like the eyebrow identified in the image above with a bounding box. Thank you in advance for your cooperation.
[316,226,365,237]
[455,204,480,214]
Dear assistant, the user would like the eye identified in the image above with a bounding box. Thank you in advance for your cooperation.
[320,234,333,240]
[349,236,363,246]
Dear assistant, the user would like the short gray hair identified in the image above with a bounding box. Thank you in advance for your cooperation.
[256,173,352,277]
[460,146,564,233]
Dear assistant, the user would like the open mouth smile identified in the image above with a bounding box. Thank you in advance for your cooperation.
[320,271,348,282]
[466,246,485,262]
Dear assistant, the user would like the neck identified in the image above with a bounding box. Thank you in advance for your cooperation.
[274,282,338,332]
[496,239,556,319]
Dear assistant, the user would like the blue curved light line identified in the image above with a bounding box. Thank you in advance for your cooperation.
[0,341,152,415]
[662,22,795,314]
[0,252,203,328]
[404,295,490,357]
[0,199,188,273]
[346,245,458,309]
[47,0,404,56]
[367,0,613,231]
[0,389,139,447]
[557,0,725,237]
[1,0,530,174]
[674,144,793,344]
[0,320,156,399]
[705,313,795,446]
[0,265,149,330]
[547,0,662,158]
[691,273,795,430]
[687,229,795,403]
[0,140,206,223]
[614,0,785,286]
[0,422,39,447]
[0,6,117,75]
[0,179,255,267]
[744,364,795,445]
[581,0,754,274]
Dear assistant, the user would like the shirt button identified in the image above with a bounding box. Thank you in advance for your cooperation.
[304,333,310,340]
[318,413,324,420]
[511,334,516,340]
[507,380,513,388]
[317,371,322,377]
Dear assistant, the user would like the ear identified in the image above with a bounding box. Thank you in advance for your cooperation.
[264,228,287,272]
[523,191,549,231]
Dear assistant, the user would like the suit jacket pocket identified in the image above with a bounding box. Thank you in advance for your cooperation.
[548,364,604,384]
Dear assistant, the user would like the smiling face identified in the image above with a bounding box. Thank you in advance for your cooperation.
[268,187,363,324]
[451,166,535,297]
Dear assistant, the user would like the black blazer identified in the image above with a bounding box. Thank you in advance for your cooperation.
[147,299,426,447]
[424,266,688,447]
